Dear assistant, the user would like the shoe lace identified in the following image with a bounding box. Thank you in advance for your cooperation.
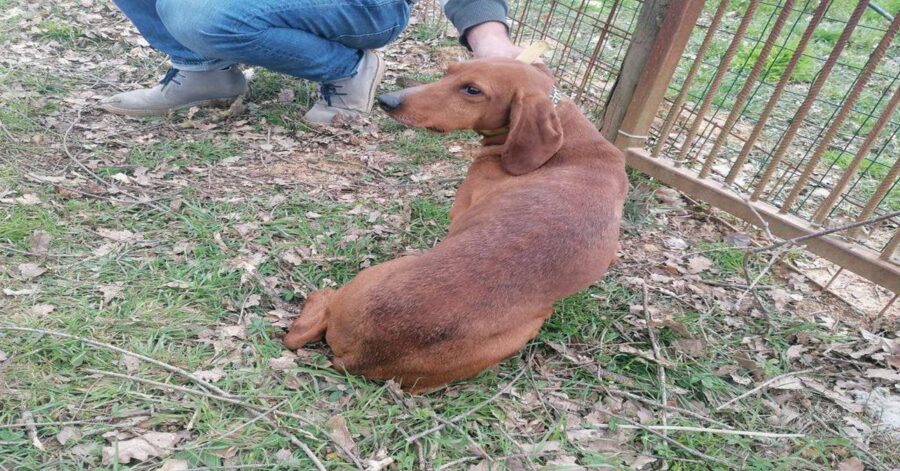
[159,68,182,89]
[319,83,346,107]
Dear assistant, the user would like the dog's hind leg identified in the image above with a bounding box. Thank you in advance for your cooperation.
[283,288,335,349]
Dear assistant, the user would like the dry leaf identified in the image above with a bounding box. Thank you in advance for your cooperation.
[241,294,261,309]
[220,325,247,339]
[121,354,141,373]
[97,229,143,243]
[29,230,52,256]
[565,428,628,453]
[99,284,125,303]
[193,368,225,383]
[276,88,295,103]
[3,288,38,296]
[325,415,357,457]
[836,457,864,471]
[366,457,395,471]
[769,376,804,390]
[864,368,900,382]
[158,459,190,471]
[15,193,41,205]
[618,345,675,368]
[234,223,259,238]
[686,256,713,274]
[275,448,292,462]
[673,338,705,357]
[802,379,863,413]
[101,432,180,465]
[31,304,55,316]
[268,355,296,370]
[18,263,46,279]
[56,426,81,446]
[786,345,807,360]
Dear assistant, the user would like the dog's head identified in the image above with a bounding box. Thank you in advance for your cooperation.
[377,58,564,175]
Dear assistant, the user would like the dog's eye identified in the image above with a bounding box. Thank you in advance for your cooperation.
[462,85,482,96]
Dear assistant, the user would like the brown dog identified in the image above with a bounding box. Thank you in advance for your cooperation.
[283,57,627,392]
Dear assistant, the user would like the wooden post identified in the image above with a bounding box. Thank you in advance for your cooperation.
[600,0,704,149]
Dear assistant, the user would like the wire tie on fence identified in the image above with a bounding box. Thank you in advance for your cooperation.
[617,129,649,141]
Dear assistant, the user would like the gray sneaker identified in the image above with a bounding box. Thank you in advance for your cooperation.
[99,67,248,117]
[304,50,386,125]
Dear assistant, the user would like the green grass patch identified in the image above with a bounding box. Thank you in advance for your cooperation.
[128,138,238,167]
[39,20,82,42]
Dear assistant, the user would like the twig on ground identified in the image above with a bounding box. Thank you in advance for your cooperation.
[217,399,289,440]
[19,408,44,451]
[85,368,332,468]
[263,417,327,471]
[405,363,529,444]
[385,384,444,471]
[716,367,820,411]
[642,284,667,436]
[572,424,804,439]
[810,415,889,471]
[605,412,734,468]
[605,388,732,429]
[62,108,110,189]
[61,107,169,213]
[1,326,233,398]
[0,409,156,430]
[82,369,316,433]
[738,244,792,310]
[0,244,83,258]
[749,210,900,255]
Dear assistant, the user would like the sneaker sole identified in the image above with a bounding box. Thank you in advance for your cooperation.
[98,95,244,118]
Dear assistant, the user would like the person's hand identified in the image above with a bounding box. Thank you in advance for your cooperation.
[466,22,524,59]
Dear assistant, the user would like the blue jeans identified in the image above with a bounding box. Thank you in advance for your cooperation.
[112,0,411,82]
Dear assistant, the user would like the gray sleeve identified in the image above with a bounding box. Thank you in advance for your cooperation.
[440,0,509,49]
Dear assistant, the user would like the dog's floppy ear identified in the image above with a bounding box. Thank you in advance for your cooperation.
[501,91,564,176]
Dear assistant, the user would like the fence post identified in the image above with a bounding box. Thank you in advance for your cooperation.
[601,0,704,149]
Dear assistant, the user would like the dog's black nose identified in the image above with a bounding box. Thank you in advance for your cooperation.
[377,93,403,112]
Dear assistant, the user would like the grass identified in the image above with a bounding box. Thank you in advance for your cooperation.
[128,139,239,167]
[39,20,82,42]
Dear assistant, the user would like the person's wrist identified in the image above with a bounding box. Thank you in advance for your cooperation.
[466,21,520,58]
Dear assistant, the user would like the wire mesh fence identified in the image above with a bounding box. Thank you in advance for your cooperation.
[650,0,900,260]
[507,0,643,119]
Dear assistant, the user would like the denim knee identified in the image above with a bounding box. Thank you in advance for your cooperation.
[156,0,258,59]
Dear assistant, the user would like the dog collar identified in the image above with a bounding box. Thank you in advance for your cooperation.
[476,86,562,137]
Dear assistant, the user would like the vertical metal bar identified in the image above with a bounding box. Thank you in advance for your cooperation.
[557,0,590,68]
[854,158,900,238]
[781,12,900,213]
[698,0,796,178]
[600,0,705,147]
[513,0,534,42]
[675,0,762,167]
[652,0,730,158]
[750,0,869,201]
[726,0,830,185]
[878,294,898,317]
[813,87,900,223]
[881,229,900,261]
[575,0,622,102]
[540,0,561,39]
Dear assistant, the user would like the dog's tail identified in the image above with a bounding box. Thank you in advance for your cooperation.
[283,289,334,349]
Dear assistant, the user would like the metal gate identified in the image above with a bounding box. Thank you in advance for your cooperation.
[501,0,900,301]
